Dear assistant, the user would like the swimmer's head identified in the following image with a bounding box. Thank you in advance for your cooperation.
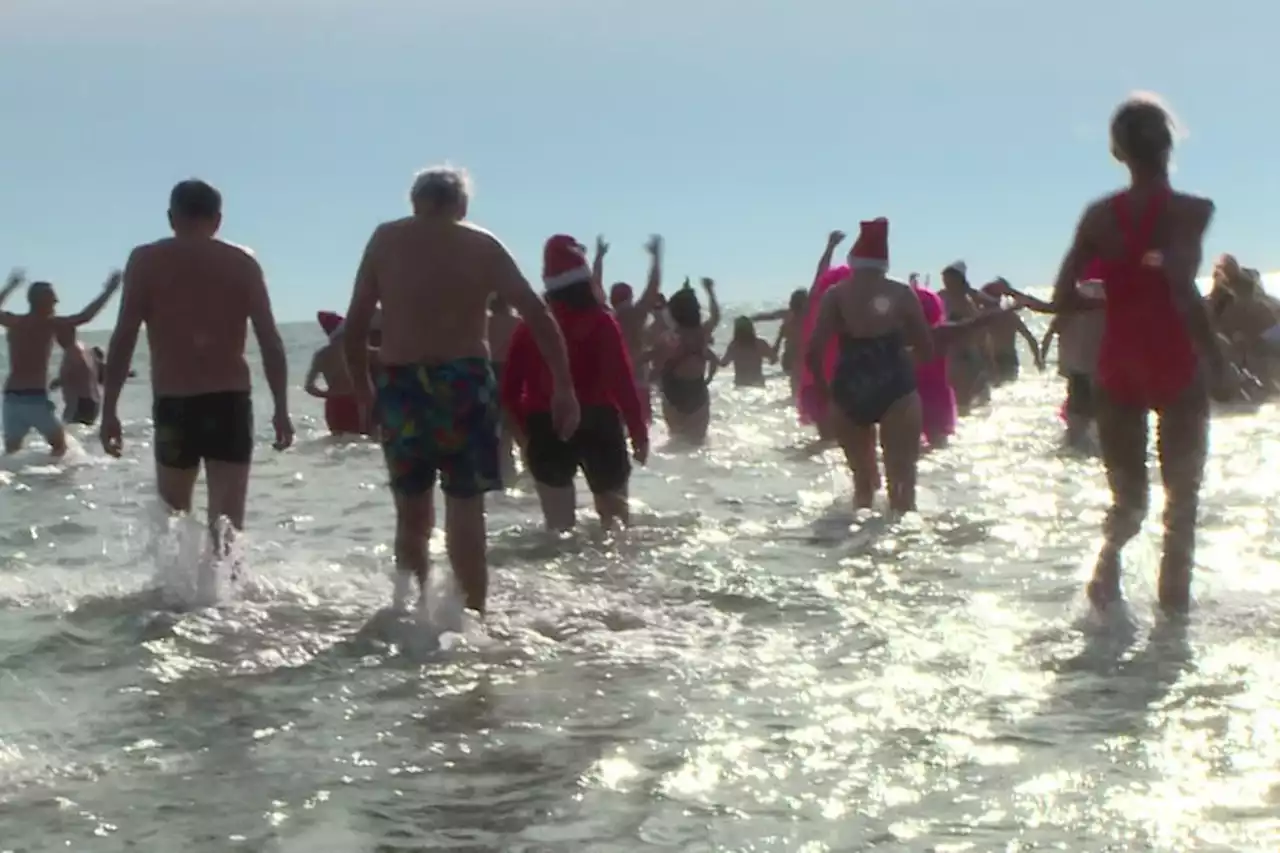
[168,179,223,237]
[91,346,105,361]
[410,165,471,220]
[489,293,511,315]
[1110,93,1178,173]
[941,261,968,292]
[788,288,807,315]
[26,281,57,316]
[610,282,634,309]
[667,286,702,331]
[732,315,757,343]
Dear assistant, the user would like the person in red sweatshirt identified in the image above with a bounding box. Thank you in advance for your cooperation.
[501,235,650,532]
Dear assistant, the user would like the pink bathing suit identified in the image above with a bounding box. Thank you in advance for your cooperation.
[795,265,850,426]
[913,286,956,444]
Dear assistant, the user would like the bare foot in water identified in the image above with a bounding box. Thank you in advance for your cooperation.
[1087,545,1122,610]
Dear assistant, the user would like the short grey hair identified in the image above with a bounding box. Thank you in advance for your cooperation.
[409,165,471,213]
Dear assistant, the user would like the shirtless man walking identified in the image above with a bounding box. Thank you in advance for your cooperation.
[1,268,122,455]
[341,165,579,616]
[100,179,294,557]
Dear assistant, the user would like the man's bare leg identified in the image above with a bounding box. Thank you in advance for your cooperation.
[205,460,251,580]
[156,464,200,516]
[393,491,434,612]
[444,494,487,614]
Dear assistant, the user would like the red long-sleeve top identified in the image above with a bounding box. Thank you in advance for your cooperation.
[500,302,648,449]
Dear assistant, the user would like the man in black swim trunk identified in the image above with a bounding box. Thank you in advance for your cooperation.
[102,180,294,576]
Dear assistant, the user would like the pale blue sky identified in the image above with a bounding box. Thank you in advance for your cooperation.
[2,1,1277,329]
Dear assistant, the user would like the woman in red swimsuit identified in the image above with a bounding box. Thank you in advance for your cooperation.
[1047,94,1229,613]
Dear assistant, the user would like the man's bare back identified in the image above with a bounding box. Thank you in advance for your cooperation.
[354,217,513,366]
[122,237,267,396]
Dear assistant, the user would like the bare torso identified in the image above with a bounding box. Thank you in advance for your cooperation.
[366,218,505,365]
[487,312,519,363]
[130,237,260,397]
[3,317,71,392]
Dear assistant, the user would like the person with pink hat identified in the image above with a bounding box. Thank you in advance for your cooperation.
[501,235,649,532]
[805,218,933,512]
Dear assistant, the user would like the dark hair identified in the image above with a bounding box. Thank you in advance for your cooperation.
[732,315,756,343]
[1110,96,1175,170]
[546,279,600,311]
[170,179,222,220]
[788,288,807,314]
[27,281,54,303]
[668,287,702,330]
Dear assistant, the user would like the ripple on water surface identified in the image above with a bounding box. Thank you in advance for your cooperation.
[1,332,1279,852]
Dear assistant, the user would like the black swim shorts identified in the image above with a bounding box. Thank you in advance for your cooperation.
[525,405,630,495]
[152,391,254,469]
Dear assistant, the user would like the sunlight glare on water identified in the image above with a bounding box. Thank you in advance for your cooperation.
[0,322,1279,851]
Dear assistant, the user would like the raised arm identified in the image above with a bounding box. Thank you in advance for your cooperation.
[246,255,290,424]
[700,277,721,336]
[64,270,123,327]
[0,269,23,327]
[592,236,609,308]
[635,235,664,313]
[811,230,846,290]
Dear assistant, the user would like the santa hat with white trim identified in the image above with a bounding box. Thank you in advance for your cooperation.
[543,234,592,291]
[848,218,890,271]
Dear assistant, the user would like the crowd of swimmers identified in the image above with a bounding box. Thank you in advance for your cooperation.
[2,92,1276,620]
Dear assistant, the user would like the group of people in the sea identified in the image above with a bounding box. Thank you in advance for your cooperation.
[3,92,1277,621]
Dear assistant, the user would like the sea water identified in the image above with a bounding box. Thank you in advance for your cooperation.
[1,319,1279,852]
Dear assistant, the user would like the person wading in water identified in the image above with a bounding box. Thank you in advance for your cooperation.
[1045,94,1229,613]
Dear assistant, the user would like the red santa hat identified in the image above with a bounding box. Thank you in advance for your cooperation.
[848,218,890,271]
[317,311,344,336]
[543,234,592,291]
